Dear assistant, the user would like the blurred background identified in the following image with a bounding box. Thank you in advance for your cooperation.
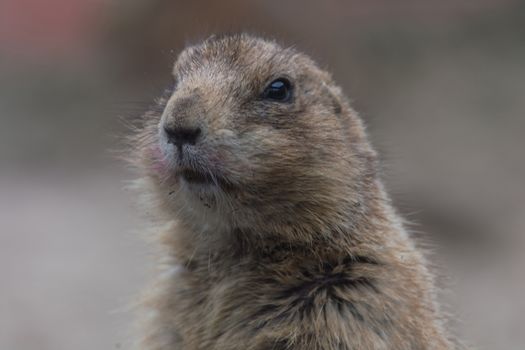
[1,0,524,349]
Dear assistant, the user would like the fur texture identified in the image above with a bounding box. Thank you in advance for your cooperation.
[129,34,455,349]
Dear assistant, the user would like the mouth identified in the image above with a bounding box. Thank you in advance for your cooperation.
[178,168,216,185]
[176,168,235,191]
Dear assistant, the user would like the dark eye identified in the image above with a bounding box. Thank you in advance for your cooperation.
[262,78,292,102]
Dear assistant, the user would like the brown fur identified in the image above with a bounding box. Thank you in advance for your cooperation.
[129,34,456,349]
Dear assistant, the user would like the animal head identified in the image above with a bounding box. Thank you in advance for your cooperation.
[134,34,378,241]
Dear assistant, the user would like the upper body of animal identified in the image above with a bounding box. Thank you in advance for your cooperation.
[131,34,456,349]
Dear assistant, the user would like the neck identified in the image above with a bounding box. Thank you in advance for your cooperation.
[167,180,401,270]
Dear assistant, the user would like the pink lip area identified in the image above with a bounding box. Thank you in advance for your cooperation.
[148,143,228,183]
[149,144,171,174]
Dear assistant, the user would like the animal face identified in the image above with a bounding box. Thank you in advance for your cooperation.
[139,35,375,233]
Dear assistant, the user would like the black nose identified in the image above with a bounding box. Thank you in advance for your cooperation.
[164,126,202,146]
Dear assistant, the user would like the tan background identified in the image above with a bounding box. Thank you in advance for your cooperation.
[1,1,524,349]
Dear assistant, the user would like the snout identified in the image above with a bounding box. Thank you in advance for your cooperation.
[156,92,234,189]
[160,91,205,158]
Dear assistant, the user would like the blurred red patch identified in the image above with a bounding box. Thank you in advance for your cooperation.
[0,0,105,59]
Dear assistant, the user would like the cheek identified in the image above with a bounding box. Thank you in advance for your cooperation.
[234,129,299,171]
[244,127,294,152]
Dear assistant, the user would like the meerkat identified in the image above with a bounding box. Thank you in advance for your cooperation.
[129,34,457,349]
